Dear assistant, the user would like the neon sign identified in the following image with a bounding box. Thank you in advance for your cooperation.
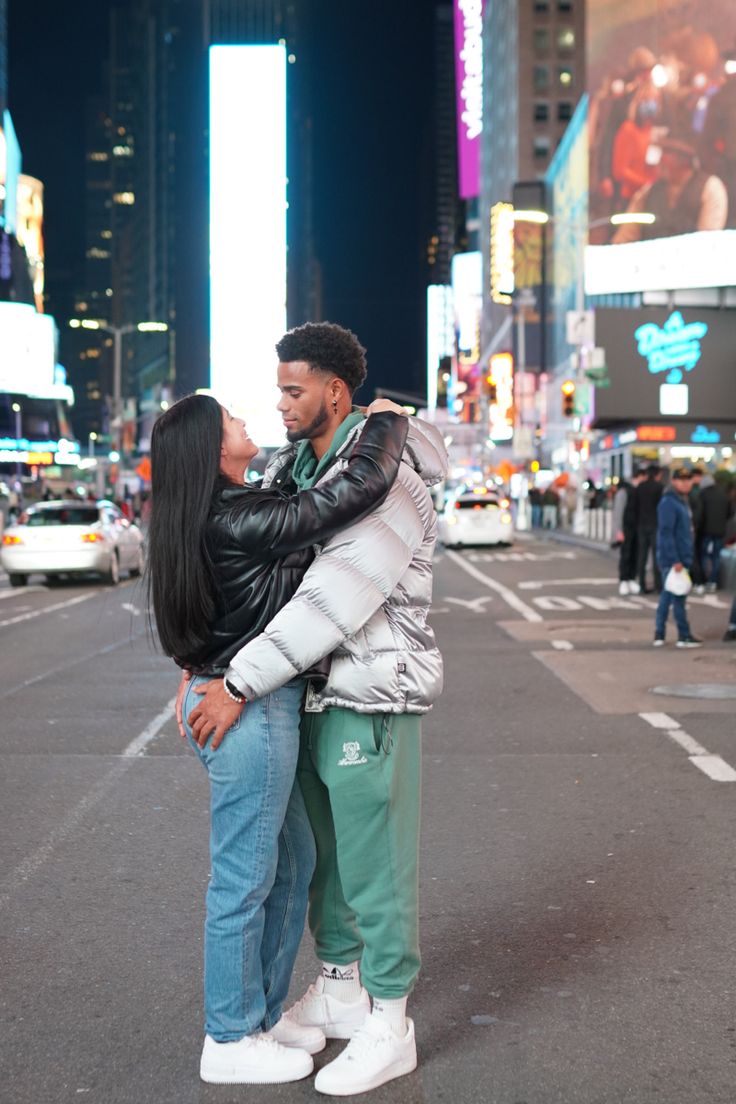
[691,424,720,444]
[634,311,708,383]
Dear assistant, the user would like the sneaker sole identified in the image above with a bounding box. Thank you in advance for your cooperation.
[200,1058,313,1085]
[315,1051,418,1096]
[676,642,703,648]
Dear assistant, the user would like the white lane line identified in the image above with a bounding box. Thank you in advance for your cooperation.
[0,592,94,628]
[665,729,708,757]
[122,697,176,757]
[639,712,680,730]
[444,549,543,623]
[690,756,736,782]
[518,578,618,590]
[639,712,736,782]
[551,640,574,651]
[0,697,176,912]
[0,585,48,599]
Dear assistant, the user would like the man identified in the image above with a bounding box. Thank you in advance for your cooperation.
[613,135,728,244]
[653,467,702,648]
[697,473,733,593]
[634,463,663,594]
[688,467,706,594]
[185,322,447,1095]
[613,468,644,595]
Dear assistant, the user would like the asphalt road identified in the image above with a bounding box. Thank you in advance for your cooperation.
[2,534,736,1104]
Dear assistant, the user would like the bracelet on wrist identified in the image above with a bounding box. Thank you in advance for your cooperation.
[223,678,246,704]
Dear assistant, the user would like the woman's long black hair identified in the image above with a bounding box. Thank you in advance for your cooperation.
[146,393,223,661]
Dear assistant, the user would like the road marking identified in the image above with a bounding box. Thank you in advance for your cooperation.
[0,585,48,599]
[122,697,176,757]
[445,596,492,614]
[519,578,617,590]
[444,549,543,623]
[533,596,582,611]
[0,592,94,628]
[551,640,574,651]
[639,712,736,782]
[664,729,708,756]
[639,712,679,729]
[0,697,176,912]
[690,756,736,782]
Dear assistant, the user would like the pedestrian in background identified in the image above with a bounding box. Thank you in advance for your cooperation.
[635,463,663,593]
[529,485,542,529]
[723,594,736,642]
[697,472,733,593]
[688,467,706,593]
[614,468,644,595]
[542,485,559,529]
[653,467,702,648]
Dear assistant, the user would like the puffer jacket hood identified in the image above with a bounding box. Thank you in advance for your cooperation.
[226,416,448,713]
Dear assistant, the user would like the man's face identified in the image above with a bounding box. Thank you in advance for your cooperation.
[661,150,692,184]
[672,476,693,495]
[277,360,334,443]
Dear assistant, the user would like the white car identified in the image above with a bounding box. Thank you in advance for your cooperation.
[0,499,145,587]
[438,488,513,548]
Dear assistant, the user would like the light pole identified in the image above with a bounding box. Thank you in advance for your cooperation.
[512,209,656,534]
[69,319,169,456]
[11,401,22,487]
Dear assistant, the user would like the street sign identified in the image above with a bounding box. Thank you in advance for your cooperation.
[566,310,595,347]
[512,426,535,460]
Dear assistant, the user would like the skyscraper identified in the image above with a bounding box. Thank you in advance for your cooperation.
[480,0,585,369]
[0,0,7,117]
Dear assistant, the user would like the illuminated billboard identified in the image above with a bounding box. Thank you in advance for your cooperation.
[593,305,736,425]
[587,0,736,291]
[451,251,482,419]
[427,284,454,412]
[454,0,484,199]
[0,302,55,394]
[209,44,287,448]
[16,175,45,311]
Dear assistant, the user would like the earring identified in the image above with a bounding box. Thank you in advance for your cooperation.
[332,399,338,413]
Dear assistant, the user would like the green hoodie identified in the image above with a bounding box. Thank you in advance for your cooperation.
[290,410,366,490]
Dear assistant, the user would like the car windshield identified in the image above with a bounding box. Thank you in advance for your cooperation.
[25,507,99,527]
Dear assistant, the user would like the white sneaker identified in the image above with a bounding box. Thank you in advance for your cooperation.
[618,580,630,595]
[283,976,371,1040]
[314,1012,417,1096]
[269,1015,326,1054]
[694,585,705,596]
[199,1031,313,1084]
[628,580,641,595]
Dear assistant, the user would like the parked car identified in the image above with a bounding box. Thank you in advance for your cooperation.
[438,487,513,548]
[0,499,145,586]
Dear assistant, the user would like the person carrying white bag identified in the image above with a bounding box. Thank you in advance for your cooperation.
[653,467,702,648]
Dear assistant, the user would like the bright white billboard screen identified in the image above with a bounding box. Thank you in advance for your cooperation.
[209,45,287,448]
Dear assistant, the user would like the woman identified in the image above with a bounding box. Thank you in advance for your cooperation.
[147,393,408,1085]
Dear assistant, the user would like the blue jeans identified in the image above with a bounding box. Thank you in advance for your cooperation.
[183,676,315,1041]
[655,589,691,639]
[700,535,724,586]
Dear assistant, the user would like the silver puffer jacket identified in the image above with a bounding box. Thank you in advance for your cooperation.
[225,417,448,713]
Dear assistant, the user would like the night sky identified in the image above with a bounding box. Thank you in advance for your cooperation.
[7,0,435,400]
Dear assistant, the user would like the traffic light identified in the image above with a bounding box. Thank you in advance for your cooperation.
[561,379,576,417]
[486,373,497,403]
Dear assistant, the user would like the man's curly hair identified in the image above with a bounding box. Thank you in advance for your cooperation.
[275,322,367,396]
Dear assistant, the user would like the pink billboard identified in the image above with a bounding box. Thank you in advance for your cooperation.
[454,0,484,200]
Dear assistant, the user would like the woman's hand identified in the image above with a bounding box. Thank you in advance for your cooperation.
[175,670,191,739]
[188,679,245,750]
[365,398,409,417]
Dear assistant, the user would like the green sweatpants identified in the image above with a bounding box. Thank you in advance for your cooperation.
[298,708,422,1000]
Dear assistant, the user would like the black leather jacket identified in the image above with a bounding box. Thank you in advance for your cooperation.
[183,412,408,674]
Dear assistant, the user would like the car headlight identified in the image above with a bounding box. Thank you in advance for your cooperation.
[500,513,512,524]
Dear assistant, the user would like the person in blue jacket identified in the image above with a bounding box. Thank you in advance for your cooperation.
[654,467,702,647]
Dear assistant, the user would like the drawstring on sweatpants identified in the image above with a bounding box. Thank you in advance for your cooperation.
[380,716,393,755]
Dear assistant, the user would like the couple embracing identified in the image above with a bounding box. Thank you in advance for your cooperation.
[147,322,447,1095]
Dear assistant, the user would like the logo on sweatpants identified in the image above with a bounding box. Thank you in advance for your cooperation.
[337,741,368,767]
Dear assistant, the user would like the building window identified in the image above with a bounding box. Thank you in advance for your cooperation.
[558,0,572,10]
[534,0,550,11]
[534,102,550,122]
[113,192,136,205]
[534,28,551,52]
[533,136,551,160]
[558,28,575,51]
[534,64,550,91]
[557,101,573,122]
[558,66,574,87]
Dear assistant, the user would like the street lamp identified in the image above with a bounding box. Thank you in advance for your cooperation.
[68,319,169,455]
[11,402,22,486]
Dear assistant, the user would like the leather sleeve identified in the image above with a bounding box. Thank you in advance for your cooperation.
[224,412,408,561]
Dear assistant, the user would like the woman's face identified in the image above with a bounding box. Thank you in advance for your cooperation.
[220,407,259,474]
